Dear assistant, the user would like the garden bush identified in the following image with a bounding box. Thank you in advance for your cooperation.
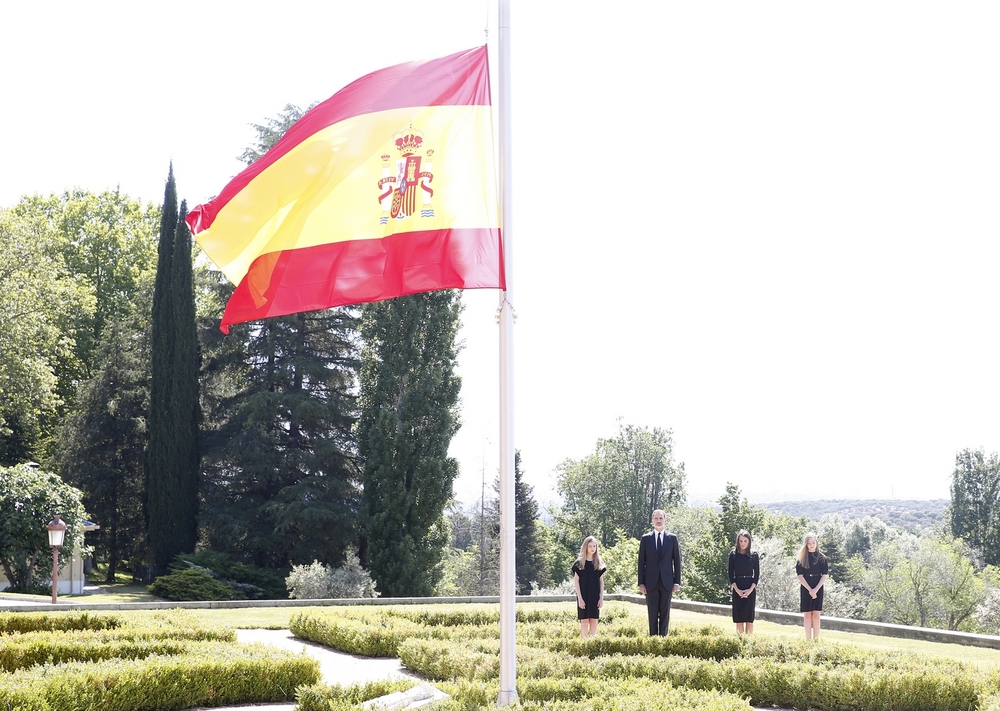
[173,549,287,599]
[147,567,236,601]
[286,551,378,600]
[290,611,425,657]
[0,611,120,634]
[295,678,418,711]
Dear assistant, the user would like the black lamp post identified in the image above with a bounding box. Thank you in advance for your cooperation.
[47,514,67,604]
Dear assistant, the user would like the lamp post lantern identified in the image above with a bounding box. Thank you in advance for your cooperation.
[47,514,67,604]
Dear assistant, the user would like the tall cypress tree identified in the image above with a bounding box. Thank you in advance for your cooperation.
[145,167,199,572]
[360,290,462,597]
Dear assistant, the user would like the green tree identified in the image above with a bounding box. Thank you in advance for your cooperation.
[816,514,850,583]
[950,448,1000,565]
[865,534,986,631]
[0,208,92,463]
[145,168,200,571]
[360,290,462,597]
[50,319,150,581]
[686,483,769,604]
[601,530,640,593]
[10,190,158,386]
[199,309,362,569]
[513,451,549,594]
[845,515,893,560]
[196,107,362,572]
[557,422,685,546]
[0,463,87,590]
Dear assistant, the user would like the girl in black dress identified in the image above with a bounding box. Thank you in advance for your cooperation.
[572,535,606,639]
[728,529,759,634]
[795,532,828,641]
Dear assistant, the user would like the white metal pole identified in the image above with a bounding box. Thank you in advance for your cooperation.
[497,0,518,705]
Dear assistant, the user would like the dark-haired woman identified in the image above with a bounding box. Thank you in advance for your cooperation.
[729,529,759,634]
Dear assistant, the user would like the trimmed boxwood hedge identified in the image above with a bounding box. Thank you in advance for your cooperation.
[0,611,317,710]
[294,603,998,711]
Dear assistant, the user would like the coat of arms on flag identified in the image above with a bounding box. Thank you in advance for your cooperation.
[380,123,435,224]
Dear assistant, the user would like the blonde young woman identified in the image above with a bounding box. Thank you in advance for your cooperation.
[796,532,828,640]
[572,536,606,639]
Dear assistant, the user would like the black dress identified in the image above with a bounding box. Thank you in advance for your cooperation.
[796,553,828,612]
[729,551,759,623]
[572,559,605,620]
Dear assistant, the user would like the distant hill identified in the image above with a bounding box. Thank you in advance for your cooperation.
[759,499,949,532]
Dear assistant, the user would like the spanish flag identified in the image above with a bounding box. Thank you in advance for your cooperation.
[187,46,502,333]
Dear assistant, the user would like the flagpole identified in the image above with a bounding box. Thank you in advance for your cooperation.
[497,0,518,706]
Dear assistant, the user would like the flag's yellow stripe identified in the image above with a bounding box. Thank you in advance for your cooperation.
[195,105,497,286]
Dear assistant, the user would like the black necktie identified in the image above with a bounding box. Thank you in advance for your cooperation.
[656,533,663,555]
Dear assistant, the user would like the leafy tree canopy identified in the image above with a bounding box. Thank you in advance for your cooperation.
[0,463,87,590]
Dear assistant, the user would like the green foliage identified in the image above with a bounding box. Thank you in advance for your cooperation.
[292,603,990,711]
[684,484,770,603]
[513,451,550,593]
[296,678,419,711]
[0,205,93,462]
[0,463,87,589]
[174,550,287,599]
[50,320,150,581]
[195,107,362,573]
[199,309,361,570]
[0,612,121,634]
[289,611,426,657]
[0,641,317,711]
[286,552,378,599]
[556,421,686,547]
[360,290,463,596]
[147,567,236,601]
[951,448,1000,565]
[146,168,200,569]
[600,529,639,593]
[865,534,987,630]
[0,611,312,710]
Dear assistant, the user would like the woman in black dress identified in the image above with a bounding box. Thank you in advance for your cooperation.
[728,529,759,634]
[572,536,606,639]
[795,532,828,641]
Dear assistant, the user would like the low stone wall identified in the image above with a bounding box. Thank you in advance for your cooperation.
[614,594,1000,650]
[4,592,1000,650]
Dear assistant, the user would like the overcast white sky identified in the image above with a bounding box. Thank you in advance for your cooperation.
[3,2,999,507]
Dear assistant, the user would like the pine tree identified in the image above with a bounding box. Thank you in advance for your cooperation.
[360,290,462,597]
[513,451,550,593]
[145,167,200,572]
[199,310,361,568]
[52,323,149,581]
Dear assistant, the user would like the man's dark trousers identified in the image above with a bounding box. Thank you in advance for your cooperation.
[647,581,672,635]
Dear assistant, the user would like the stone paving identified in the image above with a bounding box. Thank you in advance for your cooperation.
[189,629,422,711]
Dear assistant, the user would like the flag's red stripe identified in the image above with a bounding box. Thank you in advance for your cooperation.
[188,46,490,236]
[219,227,504,333]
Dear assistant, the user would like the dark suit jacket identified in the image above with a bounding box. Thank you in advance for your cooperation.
[637,530,682,590]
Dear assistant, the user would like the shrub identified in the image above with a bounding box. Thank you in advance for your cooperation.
[295,678,418,711]
[173,550,287,599]
[286,552,378,599]
[290,612,424,657]
[0,612,121,634]
[0,641,318,710]
[147,567,235,601]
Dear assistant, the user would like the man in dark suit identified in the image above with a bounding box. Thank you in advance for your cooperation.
[637,508,682,635]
